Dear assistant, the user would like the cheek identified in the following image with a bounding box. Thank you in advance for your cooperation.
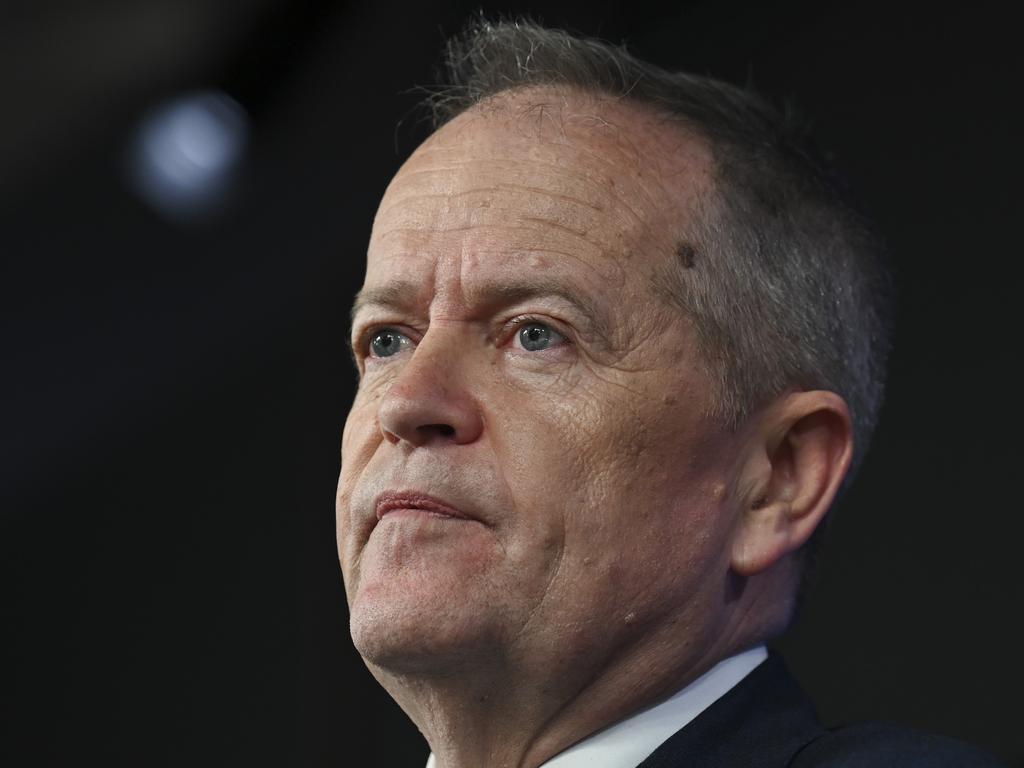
[560,380,674,492]
[337,389,388,568]
[340,383,388,469]
[483,379,658,577]
[542,376,725,563]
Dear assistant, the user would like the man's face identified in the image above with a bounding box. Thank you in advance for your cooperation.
[337,90,744,679]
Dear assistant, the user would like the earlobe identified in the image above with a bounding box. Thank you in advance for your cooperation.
[729,391,853,577]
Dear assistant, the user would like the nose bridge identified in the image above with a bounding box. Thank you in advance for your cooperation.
[397,319,471,393]
[378,320,484,446]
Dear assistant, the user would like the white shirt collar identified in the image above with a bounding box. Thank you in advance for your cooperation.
[425,645,768,768]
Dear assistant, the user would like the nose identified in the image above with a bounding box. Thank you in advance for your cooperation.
[377,329,484,448]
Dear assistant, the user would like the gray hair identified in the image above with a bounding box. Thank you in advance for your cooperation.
[424,17,894,496]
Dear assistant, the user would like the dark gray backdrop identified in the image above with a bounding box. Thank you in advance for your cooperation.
[3,1,1021,765]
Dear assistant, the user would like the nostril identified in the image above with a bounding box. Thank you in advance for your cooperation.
[418,423,456,438]
[417,423,458,442]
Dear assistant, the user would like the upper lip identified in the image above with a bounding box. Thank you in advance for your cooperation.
[374,491,477,521]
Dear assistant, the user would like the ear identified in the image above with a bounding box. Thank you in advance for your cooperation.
[730,390,853,577]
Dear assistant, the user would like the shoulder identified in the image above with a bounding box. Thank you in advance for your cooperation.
[791,722,1007,767]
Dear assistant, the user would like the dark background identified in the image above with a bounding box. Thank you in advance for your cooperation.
[3,1,1021,765]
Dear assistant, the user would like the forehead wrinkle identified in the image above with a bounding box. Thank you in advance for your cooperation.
[375,182,611,223]
[371,226,611,269]
[372,173,658,268]
[391,156,645,211]
[351,252,466,327]
[407,147,664,208]
[397,133,700,254]
[372,186,615,244]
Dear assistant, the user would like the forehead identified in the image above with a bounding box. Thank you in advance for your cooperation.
[365,87,714,299]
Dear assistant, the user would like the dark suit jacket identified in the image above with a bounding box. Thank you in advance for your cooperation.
[636,653,1005,767]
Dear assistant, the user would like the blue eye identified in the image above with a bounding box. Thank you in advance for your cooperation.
[517,322,564,351]
[369,329,409,358]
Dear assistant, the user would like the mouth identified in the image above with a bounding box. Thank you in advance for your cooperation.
[375,491,477,522]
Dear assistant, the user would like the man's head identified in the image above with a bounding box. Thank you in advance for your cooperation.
[335,18,892,759]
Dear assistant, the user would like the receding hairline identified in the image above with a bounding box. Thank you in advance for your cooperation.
[364,84,722,365]
[404,83,722,269]
[428,82,718,165]
[443,84,725,324]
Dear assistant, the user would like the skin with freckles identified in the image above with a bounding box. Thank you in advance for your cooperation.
[336,87,853,768]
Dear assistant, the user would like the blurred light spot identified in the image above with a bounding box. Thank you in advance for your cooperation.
[127,90,249,221]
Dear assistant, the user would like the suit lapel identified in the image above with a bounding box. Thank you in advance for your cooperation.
[636,654,824,768]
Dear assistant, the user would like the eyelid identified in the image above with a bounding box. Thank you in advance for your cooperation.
[351,314,572,360]
[354,323,420,361]
[502,314,572,349]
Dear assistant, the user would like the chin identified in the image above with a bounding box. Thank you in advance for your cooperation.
[350,592,503,675]
[346,515,510,664]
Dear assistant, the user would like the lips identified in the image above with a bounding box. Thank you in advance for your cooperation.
[375,491,475,522]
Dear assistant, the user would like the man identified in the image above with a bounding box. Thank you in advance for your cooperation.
[335,18,1002,768]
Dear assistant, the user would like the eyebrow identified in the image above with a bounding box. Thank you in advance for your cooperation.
[350,276,612,344]
[350,281,422,325]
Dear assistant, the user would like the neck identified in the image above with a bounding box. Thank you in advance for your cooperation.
[367,612,758,768]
